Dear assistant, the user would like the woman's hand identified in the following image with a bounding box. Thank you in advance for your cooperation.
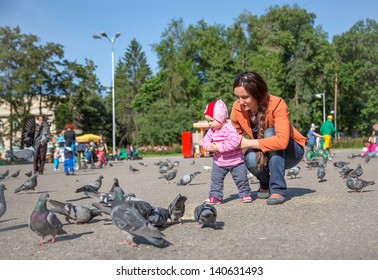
[240,137,260,149]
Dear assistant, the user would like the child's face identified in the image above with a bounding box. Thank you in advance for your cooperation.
[205,115,222,130]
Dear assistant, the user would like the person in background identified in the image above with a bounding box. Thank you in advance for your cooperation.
[63,141,75,176]
[307,123,323,150]
[320,115,338,158]
[201,99,252,205]
[360,135,377,158]
[53,147,61,171]
[231,71,306,205]
[33,115,50,175]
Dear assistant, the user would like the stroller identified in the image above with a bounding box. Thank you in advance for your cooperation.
[82,142,98,169]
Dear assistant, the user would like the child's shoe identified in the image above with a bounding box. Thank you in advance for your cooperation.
[241,195,252,203]
[205,196,222,205]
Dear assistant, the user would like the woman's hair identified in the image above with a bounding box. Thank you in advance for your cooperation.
[233,71,270,171]
[65,123,74,130]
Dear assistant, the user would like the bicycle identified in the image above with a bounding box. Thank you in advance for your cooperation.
[305,137,329,161]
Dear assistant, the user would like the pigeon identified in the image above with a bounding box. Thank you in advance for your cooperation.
[347,164,363,178]
[365,155,371,163]
[168,193,187,224]
[75,175,104,193]
[317,162,326,182]
[194,203,218,228]
[84,191,114,205]
[176,171,201,186]
[14,174,38,193]
[0,184,7,219]
[29,193,67,245]
[110,186,167,247]
[12,147,36,162]
[159,169,178,183]
[203,165,212,173]
[190,160,195,165]
[0,169,9,179]
[25,170,32,177]
[9,169,20,178]
[306,160,320,169]
[333,161,350,168]
[339,164,353,178]
[247,170,255,184]
[129,165,139,173]
[138,162,148,167]
[286,166,301,179]
[124,199,153,220]
[49,199,102,224]
[346,178,375,192]
[147,207,170,227]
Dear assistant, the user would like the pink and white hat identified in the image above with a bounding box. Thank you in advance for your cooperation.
[204,99,228,123]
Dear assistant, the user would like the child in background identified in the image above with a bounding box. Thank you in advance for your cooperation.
[360,137,377,158]
[53,147,61,171]
[201,99,252,205]
[64,140,75,176]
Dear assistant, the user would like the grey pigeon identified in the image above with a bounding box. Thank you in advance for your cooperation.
[25,170,32,177]
[49,199,102,224]
[347,164,363,178]
[365,155,371,163]
[29,193,67,245]
[194,203,218,228]
[12,147,36,162]
[0,184,7,220]
[176,171,201,186]
[346,178,375,192]
[0,169,9,179]
[9,169,20,178]
[110,187,167,247]
[168,193,187,224]
[84,191,114,205]
[147,207,170,227]
[306,161,320,169]
[202,165,212,173]
[129,165,139,173]
[339,164,353,178]
[124,199,153,220]
[159,169,178,184]
[138,162,148,167]
[14,174,38,193]
[75,175,104,193]
[286,166,301,179]
[333,161,350,168]
[317,162,326,182]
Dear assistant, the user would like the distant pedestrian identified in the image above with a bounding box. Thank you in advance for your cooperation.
[53,147,61,171]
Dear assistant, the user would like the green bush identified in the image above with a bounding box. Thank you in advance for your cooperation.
[333,138,364,149]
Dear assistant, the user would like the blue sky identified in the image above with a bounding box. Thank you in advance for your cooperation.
[1,0,377,87]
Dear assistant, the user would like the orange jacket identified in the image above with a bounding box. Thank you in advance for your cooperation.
[230,95,307,153]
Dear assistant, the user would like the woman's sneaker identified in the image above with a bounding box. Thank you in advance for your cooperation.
[205,196,222,205]
[241,195,252,203]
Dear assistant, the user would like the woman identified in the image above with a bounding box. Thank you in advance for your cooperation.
[230,71,306,205]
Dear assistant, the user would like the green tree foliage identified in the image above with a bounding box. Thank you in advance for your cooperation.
[114,38,151,148]
[333,19,378,134]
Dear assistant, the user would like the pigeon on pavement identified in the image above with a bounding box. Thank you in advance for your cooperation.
[9,169,20,178]
[147,207,170,227]
[347,164,363,178]
[333,161,350,168]
[110,187,168,247]
[129,165,139,173]
[365,155,371,163]
[168,193,187,224]
[29,193,67,245]
[317,162,326,182]
[176,171,201,186]
[286,166,301,179]
[0,169,9,180]
[339,164,353,178]
[202,165,212,173]
[0,184,7,220]
[346,178,375,192]
[159,169,178,184]
[75,175,104,193]
[14,174,38,193]
[49,199,102,224]
[306,161,320,169]
[194,203,218,228]
[25,170,32,177]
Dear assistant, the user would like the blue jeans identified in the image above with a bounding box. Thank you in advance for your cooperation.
[244,128,304,196]
[209,162,252,200]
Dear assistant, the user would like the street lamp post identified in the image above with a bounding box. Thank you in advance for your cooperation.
[315,93,325,123]
[93,32,121,156]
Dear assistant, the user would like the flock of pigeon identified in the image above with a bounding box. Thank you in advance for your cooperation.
[285,152,375,192]
[0,158,221,248]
